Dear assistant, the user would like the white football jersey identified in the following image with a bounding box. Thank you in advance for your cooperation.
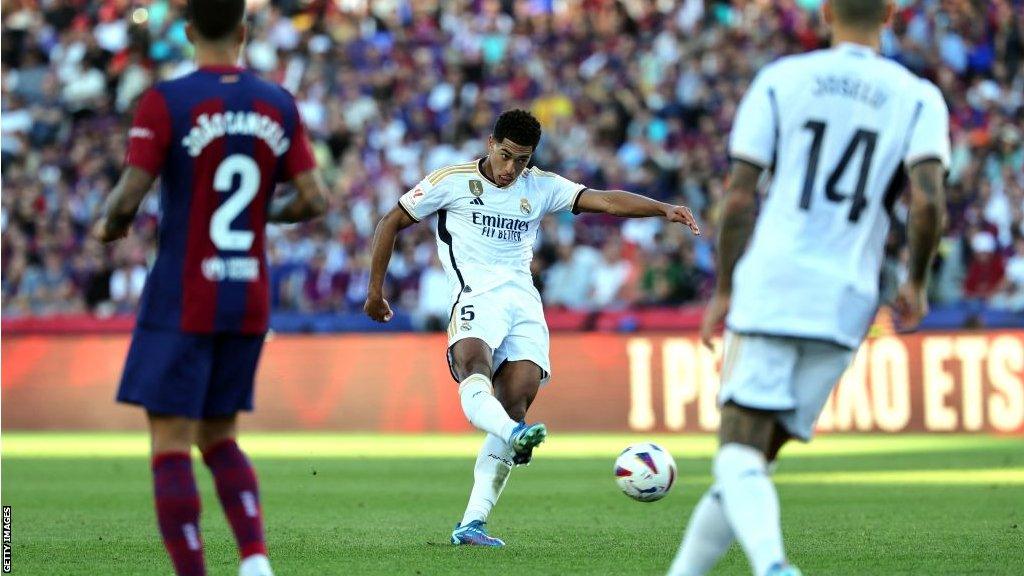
[726,43,951,348]
[398,159,586,298]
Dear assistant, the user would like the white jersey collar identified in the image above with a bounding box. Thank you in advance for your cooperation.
[833,42,877,57]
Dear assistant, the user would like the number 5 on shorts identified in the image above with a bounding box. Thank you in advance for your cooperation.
[459,305,475,322]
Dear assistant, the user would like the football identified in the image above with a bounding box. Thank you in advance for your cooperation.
[614,443,677,502]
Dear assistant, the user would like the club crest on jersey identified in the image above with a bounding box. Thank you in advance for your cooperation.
[520,198,532,215]
[469,180,484,197]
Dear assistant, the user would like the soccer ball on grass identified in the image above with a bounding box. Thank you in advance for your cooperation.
[614,442,677,502]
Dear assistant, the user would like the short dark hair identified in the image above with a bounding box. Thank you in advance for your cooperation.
[493,109,542,150]
[832,0,888,28]
[187,0,246,41]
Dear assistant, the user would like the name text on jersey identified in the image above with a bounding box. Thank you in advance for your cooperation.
[182,112,290,157]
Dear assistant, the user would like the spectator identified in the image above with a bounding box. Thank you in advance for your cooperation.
[1,1,1021,327]
[415,253,451,331]
[639,250,678,306]
[61,58,107,115]
[543,243,599,310]
[108,251,147,314]
[991,236,1024,312]
[590,237,635,310]
[963,231,1006,304]
[300,251,341,313]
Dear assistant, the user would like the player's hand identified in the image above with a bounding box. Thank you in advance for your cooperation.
[700,293,730,350]
[892,282,928,332]
[665,205,700,236]
[91,218,127,243]
[364,294,394,323]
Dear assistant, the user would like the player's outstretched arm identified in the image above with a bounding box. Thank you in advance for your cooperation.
[700,160,762,349]
[575,189,700,235]
[364,206,418,322]
[92,167,157,243]
[269,170,328,224]
[894,159,947,330]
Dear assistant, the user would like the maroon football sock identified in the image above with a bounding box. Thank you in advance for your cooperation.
[152,452,206,575]
[202,439,267,559]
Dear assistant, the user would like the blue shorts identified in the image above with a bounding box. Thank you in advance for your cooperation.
[117,328,265,419]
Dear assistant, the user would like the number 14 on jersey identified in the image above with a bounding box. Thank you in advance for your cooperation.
[799,120,879,223]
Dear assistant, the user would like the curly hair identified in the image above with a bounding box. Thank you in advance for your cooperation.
[493,109,543,150]
[187,0,246,41]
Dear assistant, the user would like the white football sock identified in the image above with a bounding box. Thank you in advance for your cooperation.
[667,486,735,576]
[459,374,518,440]
[239,553,273,576]
[714,443,786,576]
[461,433,515,525]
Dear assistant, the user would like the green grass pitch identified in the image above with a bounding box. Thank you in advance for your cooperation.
[2,433,1022,575]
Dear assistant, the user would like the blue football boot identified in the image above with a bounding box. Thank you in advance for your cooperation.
[766,563,803,576]
[508,421,547,466]
[451,520,505,547]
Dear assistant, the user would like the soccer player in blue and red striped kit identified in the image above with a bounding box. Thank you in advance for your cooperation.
[93,1,327,575]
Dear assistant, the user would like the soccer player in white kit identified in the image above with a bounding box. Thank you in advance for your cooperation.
[669,2,949,575]
[365,109,700,546]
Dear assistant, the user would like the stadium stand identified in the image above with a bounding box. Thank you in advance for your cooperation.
[2,0,1022,332]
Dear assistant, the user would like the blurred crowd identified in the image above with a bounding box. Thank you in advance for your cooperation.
[2,0,1023,327]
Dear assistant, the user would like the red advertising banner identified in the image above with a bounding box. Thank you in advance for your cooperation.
[2,331,1022,433]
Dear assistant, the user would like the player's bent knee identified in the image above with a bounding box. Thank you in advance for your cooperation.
[502,402,528,423]
[494,362,542,420]
[457,362,491,382]
[496,388,534,421]
[718,401,777,455]
[450,339,493,381]
[765,422,793,462]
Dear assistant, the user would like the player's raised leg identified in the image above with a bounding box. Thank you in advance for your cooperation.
[150,414,206,576]
[198,417,272,576]
[494,359,544,465]
[454,360,543,546]
[450,338,528,445]
[494,312,551,466]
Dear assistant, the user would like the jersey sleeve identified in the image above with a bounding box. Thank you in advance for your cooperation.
[280,98,317,182]
[542,171,588,214]
[124,87,172,175]
[728,69,778,169]
[903,82,951,169]
[398,177,453,222]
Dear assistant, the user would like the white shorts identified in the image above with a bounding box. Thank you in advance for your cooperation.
[718,331,855,441]
[446,282,551,384]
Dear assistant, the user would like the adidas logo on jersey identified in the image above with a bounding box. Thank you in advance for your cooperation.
[470,197,484,206]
